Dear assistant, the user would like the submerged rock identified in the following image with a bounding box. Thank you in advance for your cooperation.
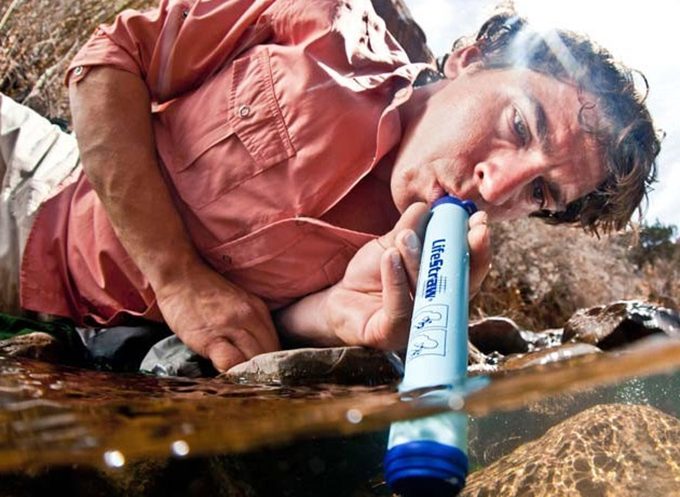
[463,404,680,497]
[563,300,680,350]
[221,347,404,386]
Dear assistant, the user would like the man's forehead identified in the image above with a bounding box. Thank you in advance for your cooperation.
[518,76,606,207]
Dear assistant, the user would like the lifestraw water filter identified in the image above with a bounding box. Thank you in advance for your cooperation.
[384,195,477,497]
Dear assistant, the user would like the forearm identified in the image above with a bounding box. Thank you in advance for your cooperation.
[275,289,344,347]
[69,67,203,292]
[67,65,283,370]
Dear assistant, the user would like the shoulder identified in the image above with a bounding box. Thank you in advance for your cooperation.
[267,0,383,38]
[267,0,408,66]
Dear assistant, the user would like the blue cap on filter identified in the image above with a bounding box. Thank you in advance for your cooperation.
[432,195,477,216]
[384,441,469,497]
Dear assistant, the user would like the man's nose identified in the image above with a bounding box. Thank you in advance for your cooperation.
[474,157,542,207]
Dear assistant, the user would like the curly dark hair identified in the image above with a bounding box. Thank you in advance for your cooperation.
[447,11,661,234]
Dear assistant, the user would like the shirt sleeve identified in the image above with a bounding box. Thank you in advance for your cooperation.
[66,0,275,102]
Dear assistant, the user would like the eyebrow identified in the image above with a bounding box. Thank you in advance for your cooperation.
[525,93,566,211]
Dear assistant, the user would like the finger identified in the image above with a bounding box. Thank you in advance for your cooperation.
[201,321,267,372]
[468,210,488,229]
[250,303,281,352]
[373,248,413,349]
[395,228,422,293]
[467,211,491,297]
[229,299,280,353]
[378,202,430,249]
[255,321,281,353]
[224,324,268,360]
[207,339,249,372]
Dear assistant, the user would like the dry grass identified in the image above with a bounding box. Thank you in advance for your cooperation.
[0,0,154,121]
[470,218,663,331]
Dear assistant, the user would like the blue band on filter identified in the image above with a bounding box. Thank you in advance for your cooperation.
[431,195,478,216]
[384,441,469,496]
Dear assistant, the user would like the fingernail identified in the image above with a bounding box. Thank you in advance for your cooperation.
[473,210,489,224]
[390,250,402,270]
[403,230,420,251]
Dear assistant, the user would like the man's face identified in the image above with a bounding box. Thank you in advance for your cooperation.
[390,66,606,222]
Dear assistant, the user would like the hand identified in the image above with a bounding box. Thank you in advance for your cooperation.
[154,263,280,372]
[325,204,491,350]
[468,210,492,298]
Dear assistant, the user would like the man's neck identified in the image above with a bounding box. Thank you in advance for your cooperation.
[397,80,444,132]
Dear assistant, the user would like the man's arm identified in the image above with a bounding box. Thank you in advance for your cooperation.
[70,67,280,371]
[275,206,490,349]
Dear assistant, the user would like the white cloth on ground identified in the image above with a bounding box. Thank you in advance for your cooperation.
[0,94,80,314]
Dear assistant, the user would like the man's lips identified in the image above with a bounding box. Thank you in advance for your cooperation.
[427,182,447,204]
[426,178,484,210]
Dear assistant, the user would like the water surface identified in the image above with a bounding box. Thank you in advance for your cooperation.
[1,338,679,474]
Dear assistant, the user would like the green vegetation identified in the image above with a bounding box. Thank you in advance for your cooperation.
[628,221,680,269]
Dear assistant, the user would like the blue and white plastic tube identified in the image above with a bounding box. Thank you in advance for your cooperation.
[384,195,477,497]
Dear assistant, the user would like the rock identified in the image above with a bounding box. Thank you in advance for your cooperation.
[500,342,602,371]
[0,0,157,119]
[470,217,654,332]
[519,328,563,350]
[462,404,680,497]
[563,300,680,350]
[220,347,404,386]
[469,317,529,355]
[372,0,435,63]
[0,332,71,363]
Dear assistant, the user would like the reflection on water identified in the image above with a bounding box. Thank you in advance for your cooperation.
[0,338,679,491]
[0,357,405,472]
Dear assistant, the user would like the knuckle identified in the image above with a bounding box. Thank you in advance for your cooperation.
[228,327,252,345]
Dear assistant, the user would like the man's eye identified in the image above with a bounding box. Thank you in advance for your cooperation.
[512,108,530,146]
[531,179,546,208]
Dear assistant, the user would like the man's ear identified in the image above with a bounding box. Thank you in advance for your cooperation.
[442,45,483,79]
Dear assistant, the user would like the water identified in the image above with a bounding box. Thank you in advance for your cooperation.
[1,338,679,495]
[469,370,680,467]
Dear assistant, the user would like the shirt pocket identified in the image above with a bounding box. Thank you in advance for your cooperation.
[201,218,374,308]
[227,48,296,169]
[159,48,296,209]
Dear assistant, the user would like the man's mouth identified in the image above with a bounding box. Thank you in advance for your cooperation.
[428,181,447,204]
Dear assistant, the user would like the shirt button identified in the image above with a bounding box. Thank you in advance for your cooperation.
[73,66,84,76]
[238,104,251,118]
[182,9,189,18]
[395,88,409,99]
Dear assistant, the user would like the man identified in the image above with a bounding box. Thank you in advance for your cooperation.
[0,0,659,373]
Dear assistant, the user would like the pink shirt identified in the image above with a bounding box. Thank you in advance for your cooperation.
[20,0,428,326]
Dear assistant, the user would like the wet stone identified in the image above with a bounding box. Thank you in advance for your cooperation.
[562,300,680,350]
[469,317,529,355]
[220,346,404,386]
[500,342,602,371]
[0,332,71,364]
[519,328,564,350]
